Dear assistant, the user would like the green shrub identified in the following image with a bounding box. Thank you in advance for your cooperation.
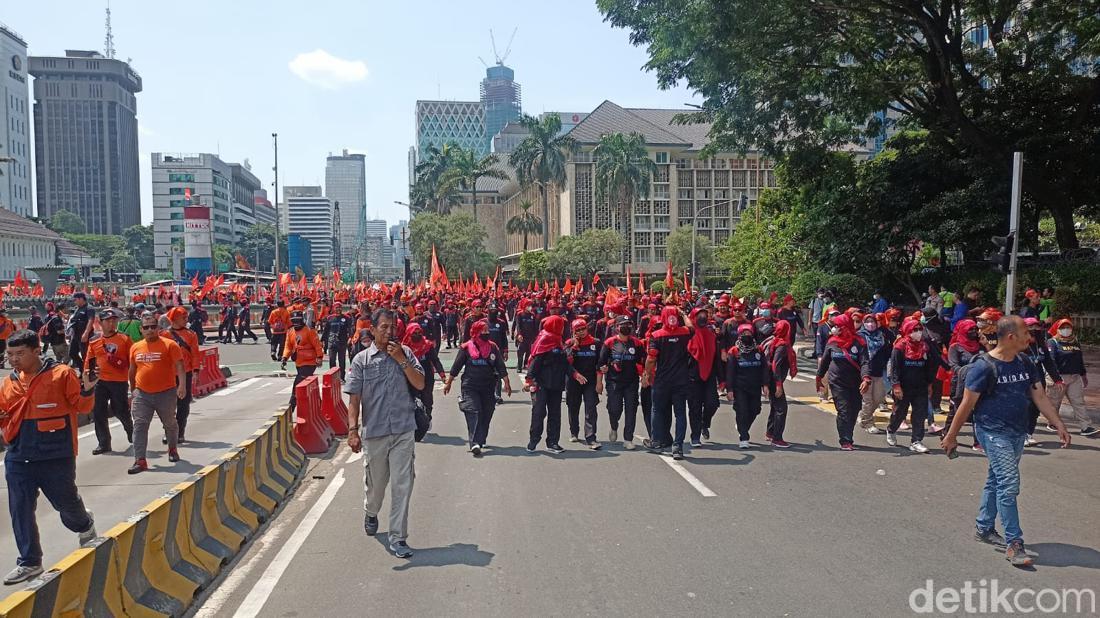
[790,267,829,305]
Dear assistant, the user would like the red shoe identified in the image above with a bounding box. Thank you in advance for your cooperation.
[168,449,180,463]
[840,442,857,451]
[127,459,148,474]
[770,439,791,448]
[765,433,774,441]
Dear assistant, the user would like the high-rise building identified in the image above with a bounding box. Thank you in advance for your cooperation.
[480,64,521,153]
[230,162,263,244]
[253,190,276,226]
[150,153,235,269]
[283,186,335,270]
[415,100,486,157]
[29,50,142,234]
[324,150,366,268]
[389,220,409,268]
[0,23,32,217]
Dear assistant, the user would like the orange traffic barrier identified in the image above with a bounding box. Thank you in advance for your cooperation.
[193,346,227,397]
[292,376,333,454]
[320,368,350,437]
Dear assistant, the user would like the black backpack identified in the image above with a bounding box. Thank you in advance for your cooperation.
[950,352,1036,404]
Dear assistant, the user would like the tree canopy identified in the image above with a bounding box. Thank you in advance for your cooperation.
[408,213,496,278]
[48,210,86,235]
[667,225,716,274]
[546,228,622,278]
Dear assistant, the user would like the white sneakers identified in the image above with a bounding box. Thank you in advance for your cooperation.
[608,429,618,444]
[623,440,635,450]
[78,510,97,546]
[886,432,898,447]
[738,440,751,449]
[909,441,929,454]
[865,426,883,435]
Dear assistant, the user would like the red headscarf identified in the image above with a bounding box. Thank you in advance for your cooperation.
[949,319,981,354]
[571,318,595,347]
[827,314,864,349]
[529,315,566,359]
[464,319,493,360]
[1048,318,1073,339]
[401,323,435,359]
[686,308,717,380]
[893,319,927,361]
[653,305,689,338]
[768,319,798,378]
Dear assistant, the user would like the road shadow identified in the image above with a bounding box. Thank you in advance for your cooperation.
[177,440,234,451]
[488,445,620,459]
[683,452,755,466]
[150,461,203,475]
[1029,543,1100,569]
[371,537,495,570]
[420,433,469,447]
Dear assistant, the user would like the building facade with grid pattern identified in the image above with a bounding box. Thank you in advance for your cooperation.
[415,100,487,157]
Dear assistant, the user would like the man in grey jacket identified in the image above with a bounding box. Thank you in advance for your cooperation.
[344,308,425,558]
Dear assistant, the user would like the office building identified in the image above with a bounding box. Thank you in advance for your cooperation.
[480,64,521,153]
[150,153,235,269]
[389,220,409,268]
[415,100,486,157]
[283,186,335,270]
[0,23,32,216]
[324,150,366,268]
[491,112,587,155]
[287,233,313,277]
[29,50,142,234]
[253,190,276,226]
[230,162,263,243]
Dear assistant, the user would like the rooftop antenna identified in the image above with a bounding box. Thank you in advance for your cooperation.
[489,27,518,66]
[104,1,116,59]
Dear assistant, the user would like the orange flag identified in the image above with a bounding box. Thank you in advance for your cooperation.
[592,272,601,288]
[637,272,646,295]
[665,261,674,289]
[563,276,573,295]
[625,266,631,293]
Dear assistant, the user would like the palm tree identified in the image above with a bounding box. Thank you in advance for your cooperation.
[439,148,509,223]
[506,200,544,254]
[413,143,464,214]
[593,132,657,275]
[508,114,578,251]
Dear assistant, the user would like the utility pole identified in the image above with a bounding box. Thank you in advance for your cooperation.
[1004,152,1023,314]
[272,132,280,297]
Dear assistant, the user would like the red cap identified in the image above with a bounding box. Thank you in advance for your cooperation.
[571,318,588,331]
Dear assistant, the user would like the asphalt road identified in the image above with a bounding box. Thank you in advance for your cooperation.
[0,339,292,573]
[191,344,1100,618]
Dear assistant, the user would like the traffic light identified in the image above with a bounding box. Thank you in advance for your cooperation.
[991,233,1015,274]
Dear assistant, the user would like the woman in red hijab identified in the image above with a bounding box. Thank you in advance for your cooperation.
[686,308,720,446]
[402,323,446,422]
[944,318,984,452]
[763,319,797,447]
[815,313,871,450]
[444,318,511,457]
[525,315,570,453]
[883,319,941,453]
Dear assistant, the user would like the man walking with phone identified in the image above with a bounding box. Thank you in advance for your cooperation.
[941,315,1071,567]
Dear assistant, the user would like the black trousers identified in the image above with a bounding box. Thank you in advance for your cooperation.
[263,323,272,342]
[237,322,258,342]
[515,342,531,371]
[6,457,93,567]
[640,385,653,437]
[930,378,944,411]
[529,387,563,446]
[93,380,133,448]
[328,344,347,380]
[220,322,237,343]
[888,386,929,442]
[421,376,436,418]
[68,338,85,369]
[271,333,286,359]
[605,379,640,441]
[732,385,762,441]
[688,373,720,441]
[176,372,194,439]
[831,383,862,445]
[566,379,599,441]
[651,382,688,447]
[288,365,317,408]
[446,326,459,347]
[460,385,497,446]
[766,381,789,441]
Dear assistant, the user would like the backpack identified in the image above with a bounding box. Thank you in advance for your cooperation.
[950,352,1037,404]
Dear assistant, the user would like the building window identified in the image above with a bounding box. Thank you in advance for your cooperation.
[678,189,693,200]
[634,215,650,230]
[634,232,651,246]
[168,173,195,182]
[653,186,670,199]
[633,247,651,262]
[169,200,185,208]
[653,247,666,262]
[168,187,193,195]
[635,200,651,215]
[655,152,669,164]
[676,158,689,169]
[653,200,670,215]
[169,212,184,220]
[653,215,670,230]
[170,225,183,232]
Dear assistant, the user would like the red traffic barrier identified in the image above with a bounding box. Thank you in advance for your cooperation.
[193,346,227,397]
[320,368,350,437]
[292,375,334,454]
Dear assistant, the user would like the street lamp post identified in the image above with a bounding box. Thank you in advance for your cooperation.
[272,132,280,297]
[690,192,744,291]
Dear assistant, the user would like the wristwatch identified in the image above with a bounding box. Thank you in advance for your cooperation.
[399,360,410,369]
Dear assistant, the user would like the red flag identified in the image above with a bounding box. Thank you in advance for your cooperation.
[563,276,573,295]
[683,270,690,294]
[605,285,622,308]
[332,268,342,285]
[637,272,645,295]
[592,273,601,288]
[534,280,541,292]
[665,261,675,289]
[625,267,631,294]
[190,273,200,289]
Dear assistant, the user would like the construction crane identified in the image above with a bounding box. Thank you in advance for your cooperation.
[489,27,518,66]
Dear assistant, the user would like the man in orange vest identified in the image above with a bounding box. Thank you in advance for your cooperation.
[268,300,290,362]
[163,307,201,443]
[84,309,134,454]
[1,329,97,585]
[127,313,186,475]
[281,311,322,412]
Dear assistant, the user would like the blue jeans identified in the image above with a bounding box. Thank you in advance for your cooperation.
[974,427,1026,543]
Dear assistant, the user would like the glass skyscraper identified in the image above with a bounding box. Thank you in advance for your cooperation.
[480,64,521,153]
[325,150,366,268]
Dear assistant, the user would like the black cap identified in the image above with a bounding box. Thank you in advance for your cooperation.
[72,292,86,300]
[921,306,938,319]
[99,309,120,320]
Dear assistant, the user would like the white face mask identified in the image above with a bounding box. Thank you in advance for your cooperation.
[863,322,878,332]
[909,331,923,342]
[829,326,840,336]
[1058,328,1072,337]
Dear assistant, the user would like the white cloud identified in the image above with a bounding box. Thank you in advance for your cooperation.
[288,49,368,89]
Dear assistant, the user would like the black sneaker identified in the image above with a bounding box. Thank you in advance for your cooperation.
[546,443,565,454]
[526,442,537,453]
[642,438,663,452]
[701,428,710,441]
[92,446,111,455]
[690,439,702,448]
[472,444,483,457]
[364,514,379,536]
[389,539,413,558]
[1005,540,1034,567]
[672,447,685,461]
[975,528,1007,547]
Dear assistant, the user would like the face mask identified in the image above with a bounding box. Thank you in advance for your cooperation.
[909,331,923,342]
[760,310,772,318]
[739,335,755,347]
[618,325,633,336]
[966,330,979,341]
[489,311,499,319]
[863,322,878,332]
[478,333,491,341]
[695,317,708,328]
[919,317,928,324]
[1058,328,1072,337]
[829,327,840,336]
[411,334,423,342]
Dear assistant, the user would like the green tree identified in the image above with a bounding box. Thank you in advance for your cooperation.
[666,225,715,275]
[547,228,622,278]
[408,213,494,278]
[716,197,809,294]
[593,132,656,274]
[505,200,544,254]
[121,225,154,269]
[213,244,234,273]
[599,0,1100,249]
[63,233,124,264]
[509,114,578,251]
[48,210,86,235]
[412,143,463,215]
[518,250,549,282]
[105,253,139,274]
[240,223,284,272]
[439,148,509,223]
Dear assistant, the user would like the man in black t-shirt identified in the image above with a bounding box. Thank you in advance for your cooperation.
[66,292,96,370]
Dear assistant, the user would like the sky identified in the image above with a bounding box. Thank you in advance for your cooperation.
[5,0,700,228]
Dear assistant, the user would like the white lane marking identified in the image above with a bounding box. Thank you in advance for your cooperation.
[276,385,293,395]
[78,420,121,440]
[211,377,264,397]
[345,451,363,464]
[232,468,346,618]
[659,455,717,497]
[194,470,330,617]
